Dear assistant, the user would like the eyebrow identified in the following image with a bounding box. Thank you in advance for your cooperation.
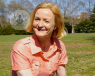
[35,15,52,20]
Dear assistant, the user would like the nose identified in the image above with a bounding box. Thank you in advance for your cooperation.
[38,20,44,27]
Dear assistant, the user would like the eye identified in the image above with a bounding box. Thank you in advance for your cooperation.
[45,20,50,23]
[34,18,40,21]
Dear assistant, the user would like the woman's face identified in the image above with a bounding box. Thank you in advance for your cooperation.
[33,8,55,38]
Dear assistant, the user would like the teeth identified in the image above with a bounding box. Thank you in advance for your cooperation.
[38,28,45,31]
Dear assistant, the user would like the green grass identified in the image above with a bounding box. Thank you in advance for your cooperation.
[0,33,95,76]
[0,35,31,76]
[62,33,95,76]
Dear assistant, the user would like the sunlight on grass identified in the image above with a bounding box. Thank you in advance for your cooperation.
[61,33,95,76]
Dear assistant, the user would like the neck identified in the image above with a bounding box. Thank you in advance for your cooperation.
[37,36,52,51]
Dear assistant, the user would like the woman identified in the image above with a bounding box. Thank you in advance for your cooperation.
[10,2,68,76]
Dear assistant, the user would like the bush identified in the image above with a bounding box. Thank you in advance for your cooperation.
[0,25,32,35]
[75,19,95,33]
[65,22,72,33]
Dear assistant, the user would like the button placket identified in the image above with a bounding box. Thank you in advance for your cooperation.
[27,38,31,43]
[40,63,43,66]
[47,61,52,73]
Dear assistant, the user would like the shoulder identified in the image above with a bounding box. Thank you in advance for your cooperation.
[13,36,32,52]
[54,38,66,49]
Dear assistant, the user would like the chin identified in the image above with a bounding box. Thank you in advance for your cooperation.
[35,33,46,37]
[33,29,51,38]
[34,31,47,37]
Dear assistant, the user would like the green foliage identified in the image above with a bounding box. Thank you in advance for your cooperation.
[0,25,32,35]
[75,4,95,33]
[14,30,32,35]
[0,25,13,35]
[89,4,95,30]
[65,22,72,33]
[75,19,95,33]
[90,5,95,22]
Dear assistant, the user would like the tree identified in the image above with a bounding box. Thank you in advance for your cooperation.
[85,0,95,16]
[30,0,50,7]
[8,0,33,15]
[0,0,7,27]
[15,0,85,33]
[54,0,85,17]
[90,5,95,22]
[89,4,95,32]
[64,16,81,33]
[54,0,85,33]
[79,12,89,20]
[64,22,72,33]
[75,4,95,33]
[7,0,34,33]
[75,19,93,33]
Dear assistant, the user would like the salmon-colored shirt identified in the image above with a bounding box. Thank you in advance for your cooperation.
[10,34,68,76]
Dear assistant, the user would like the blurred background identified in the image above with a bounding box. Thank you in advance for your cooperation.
[0,0,95,34]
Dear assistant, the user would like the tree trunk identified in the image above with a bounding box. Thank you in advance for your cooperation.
[72,24,75,33]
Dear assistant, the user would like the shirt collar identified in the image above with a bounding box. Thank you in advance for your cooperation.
[29,34,62,55]
[52,37,62,51]
[30,34,42,54]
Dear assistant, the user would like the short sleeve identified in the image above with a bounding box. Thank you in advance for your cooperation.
[59,42,68,66]
[10,40,31,70]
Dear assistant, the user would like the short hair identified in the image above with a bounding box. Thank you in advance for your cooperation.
[26,2,67,39]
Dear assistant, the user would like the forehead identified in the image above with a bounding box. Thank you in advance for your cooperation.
[35,8,54,19]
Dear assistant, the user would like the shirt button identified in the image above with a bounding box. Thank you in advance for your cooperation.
[27,39,30,42]
[40,64,43,66]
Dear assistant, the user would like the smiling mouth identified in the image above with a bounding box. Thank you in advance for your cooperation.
[37,28,46,31]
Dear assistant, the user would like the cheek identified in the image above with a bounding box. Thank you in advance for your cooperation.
[47,25,55,32]
[49,24,55,30]
[48,21,55,31]
[33,21,37,27]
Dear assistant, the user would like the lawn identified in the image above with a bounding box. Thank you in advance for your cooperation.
[0,33,95,76]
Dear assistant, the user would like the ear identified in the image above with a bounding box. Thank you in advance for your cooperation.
[54,26,57,30]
